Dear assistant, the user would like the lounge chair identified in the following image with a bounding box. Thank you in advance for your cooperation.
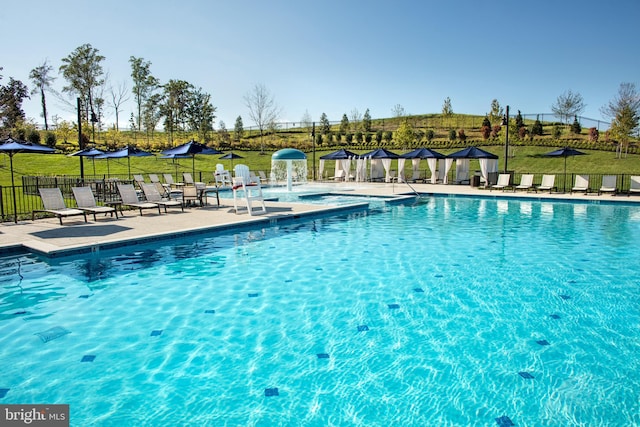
[141,183,184,212]
[535,174,556,193]
[628,176,640,196]
[33,187,87,224]
[571,174,589,194]
[233,164,267,215]
[72,186,118,220]
[258,171,269,184]
[331,170,346,181]
[491,174,512,191]
[117,183,161,216]
[214,166,232,187]
[514,174,534,192]
[598,175,617,195]
[133,174,145,189]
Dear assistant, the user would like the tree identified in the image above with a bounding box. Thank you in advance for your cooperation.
[349,108,361,132]
[391,104,406,118]
[339,114,349,134]
[234,116,244,142]
[488,99,503,125]
[442,97,453,128]
[218,120,230,146]
[395,119,414,149]
[130,56,159,131]
[531,115,543,136]
[0,77,29,132]
[600,82,640,158]
[300,109,312,129]
[319,112,331,135]
[59,43,105,121]
[142,93,162,140]
[184,86,216,142]
[362,108,372,132]
[108,81,129,131]
[160,79,194,144]
[29,61,55,131]
[570,115,582,135]
[243,83,281,153]
[551,90,585,124]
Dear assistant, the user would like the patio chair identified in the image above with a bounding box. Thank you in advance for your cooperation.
[628,176,640,196]
[141,183,184,213]
[535,174,556,193]
[233,164,267,216]
[514,174,534,192]
[72,186,118,220]
[571,174,589,194]
[117,183,162,216]
[33,187,87,224]
[598,175,617,195]
[491,174,512,191]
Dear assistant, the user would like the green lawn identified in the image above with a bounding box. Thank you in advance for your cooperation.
[1,145,639,188]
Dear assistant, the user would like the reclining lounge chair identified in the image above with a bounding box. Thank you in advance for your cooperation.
[33,187,87,224]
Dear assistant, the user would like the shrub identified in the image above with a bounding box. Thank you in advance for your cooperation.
[480,126,491,140]
[355,131,362,143]
[457,129,467,142]
[491,125,501,139]
[383,131,392,143]
[426,129,435,142]
[45,131,56,148]
[375,130,383,144]
[571,116,582,135]
[448,129,457,141]
[365,133,372,143]
[518,126,528,140]
[588,127,599,142]
[531,117,543,136]
[553,125,562,138]
[345,133,353,143]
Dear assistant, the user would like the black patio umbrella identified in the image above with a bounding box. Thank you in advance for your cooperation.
[0,138,56,223]
[219,152,244,169]
[543,147,587,192]
[162,140,222,177]
[96,146,154,179]
[319,148,359,160]
[68,147,104,177]
[447,146,498,159]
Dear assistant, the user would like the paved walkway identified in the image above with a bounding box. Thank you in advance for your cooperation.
[1,182,637,256]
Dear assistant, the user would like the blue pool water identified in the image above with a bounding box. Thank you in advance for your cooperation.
[0,197,639,426]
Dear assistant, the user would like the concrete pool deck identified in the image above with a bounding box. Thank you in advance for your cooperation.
[1,181,638,256]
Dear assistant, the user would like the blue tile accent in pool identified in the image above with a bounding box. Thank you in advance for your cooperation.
[0,388,8,398]
[13,310,26,315]
[414,288,424,293]
[79,295,90,299]
[35,326,70,343]
[317,353,330,359]
[204,310,215,314]
[495,415,514,426]
[549,314,561,319]
[248,293,259,298]
[284,279,292,283]
[536,339,550,346]
[81,355,96,362]
[518,371,534,379]
[388,303,400,309]
[560,294,571,300]
[264,387,279,397]
[150,330,163,337]
[435,274,443,278]
[357,325,369,332]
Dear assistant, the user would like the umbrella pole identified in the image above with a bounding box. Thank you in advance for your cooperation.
[10,155,17,223]
[564,156,567,193]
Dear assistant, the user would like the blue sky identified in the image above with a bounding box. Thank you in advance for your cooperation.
[1,0,638,130]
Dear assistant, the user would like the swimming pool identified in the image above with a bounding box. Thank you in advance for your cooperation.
[0,197,638,426]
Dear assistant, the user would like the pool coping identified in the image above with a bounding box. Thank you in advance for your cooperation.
[2,181,639,258]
